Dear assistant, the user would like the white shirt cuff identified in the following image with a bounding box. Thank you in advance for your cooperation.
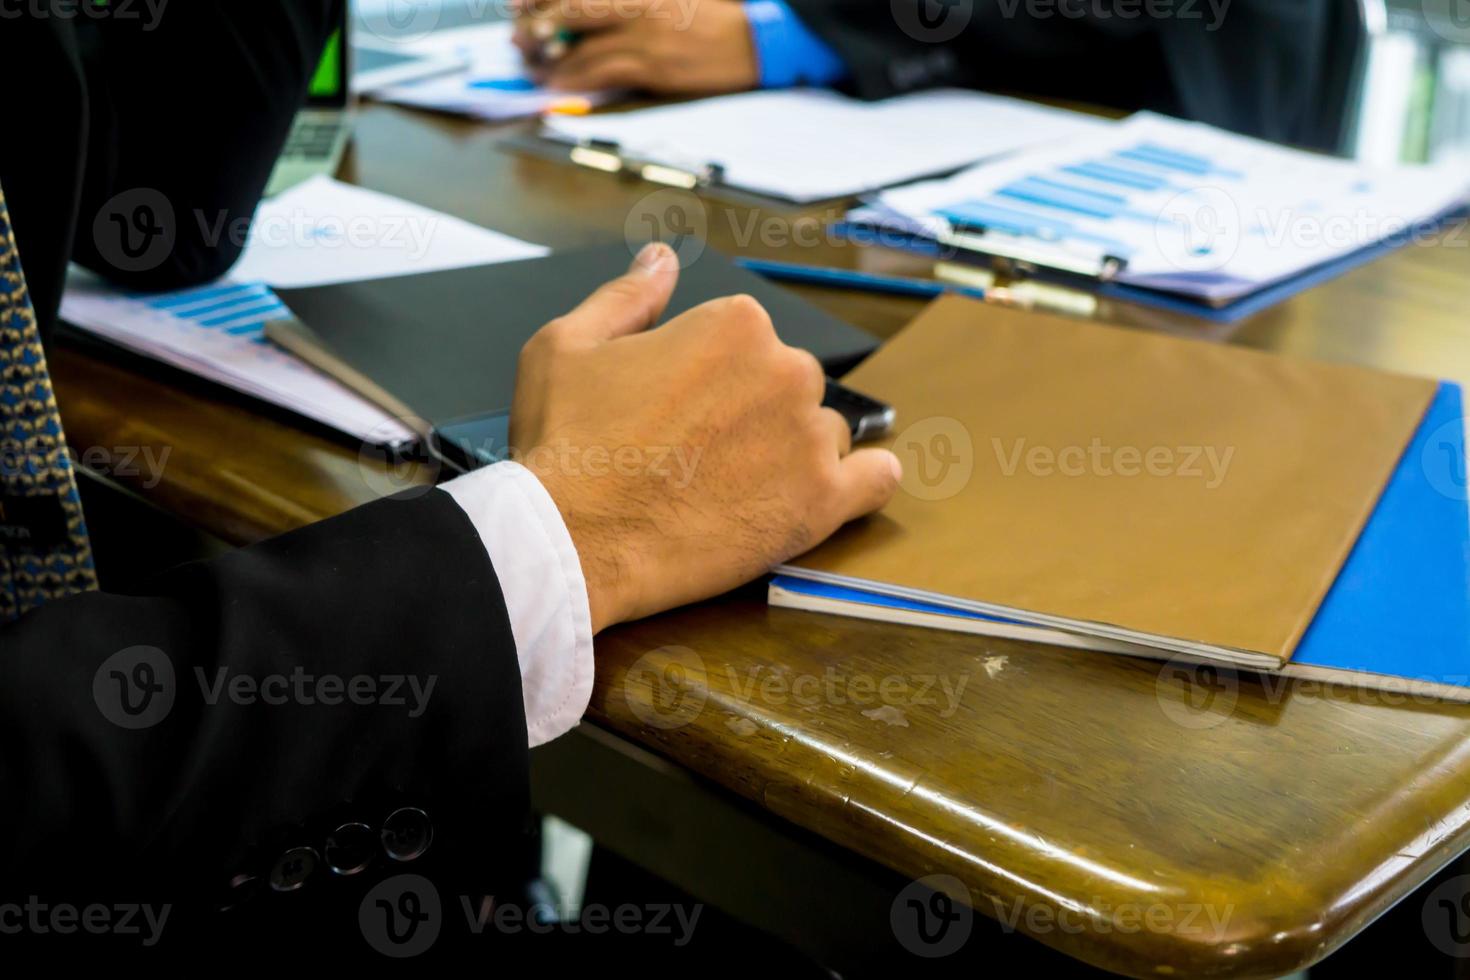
[441,461,594,748]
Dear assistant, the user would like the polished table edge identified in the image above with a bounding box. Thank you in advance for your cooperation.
[587,600,1470,979]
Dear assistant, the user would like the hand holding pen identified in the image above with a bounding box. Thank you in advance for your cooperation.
[512,0,581,67]
[510,0,759,95]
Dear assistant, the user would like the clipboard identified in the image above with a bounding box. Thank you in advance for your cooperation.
[501,131,826,210]
[838,200,1470,325]
[519,89,1109,206]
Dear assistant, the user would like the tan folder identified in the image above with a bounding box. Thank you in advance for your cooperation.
[786,297,1438,668]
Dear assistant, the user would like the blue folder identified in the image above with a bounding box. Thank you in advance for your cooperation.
[773,382,1470,691]
[1291,381,1470,683]
[833,206,1469,325]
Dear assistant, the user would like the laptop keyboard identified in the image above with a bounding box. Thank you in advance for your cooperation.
[282,121,343,161]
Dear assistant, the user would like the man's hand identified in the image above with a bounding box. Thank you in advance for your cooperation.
[513,0,759,95]
[511,243,901,633]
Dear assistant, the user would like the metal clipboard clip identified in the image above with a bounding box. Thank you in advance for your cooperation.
[938,218,1128,283]
[567,139,726,191]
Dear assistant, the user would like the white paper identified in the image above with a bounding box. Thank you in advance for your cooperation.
[875,113,1470,302]
[234,175,548,288]
[62,177,550,445]
[368,22,613,122]
[542,89,1107,202]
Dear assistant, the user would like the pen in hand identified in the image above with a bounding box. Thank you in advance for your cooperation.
[523,16,580,67]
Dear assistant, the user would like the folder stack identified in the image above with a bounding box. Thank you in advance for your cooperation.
[772,297,1470,699]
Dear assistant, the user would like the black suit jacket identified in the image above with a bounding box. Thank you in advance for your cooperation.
[0,5,534,954]
[2,4,342,340]
[787,0,1364,152]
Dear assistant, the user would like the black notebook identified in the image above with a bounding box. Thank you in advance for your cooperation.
[274,244,880,426]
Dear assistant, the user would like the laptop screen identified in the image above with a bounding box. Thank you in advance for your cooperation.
[306,23,349,109]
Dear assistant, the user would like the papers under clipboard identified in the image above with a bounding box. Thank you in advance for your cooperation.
[536,89,1108,203]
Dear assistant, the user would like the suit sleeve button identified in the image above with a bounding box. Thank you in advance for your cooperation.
[218,873,261,912]
[269,846,320,892]
[325,821,377,876]
[381,807,433,862]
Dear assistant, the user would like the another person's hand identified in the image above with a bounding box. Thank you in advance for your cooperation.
[511,243,901,633]
[513,0,759,95]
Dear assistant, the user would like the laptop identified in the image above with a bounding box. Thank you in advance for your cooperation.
[266,13,353,197]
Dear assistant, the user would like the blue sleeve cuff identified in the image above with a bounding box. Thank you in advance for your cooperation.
[744,0,849,90]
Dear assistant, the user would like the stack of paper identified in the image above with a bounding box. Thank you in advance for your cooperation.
[63,275,419,446]
[863,112,1470,305]
[60,177,548,446]
[365,22,613,121]
[542,89,1107,202]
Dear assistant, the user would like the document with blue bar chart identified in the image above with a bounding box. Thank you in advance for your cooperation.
[61,272,417,446]
[58,177,546,446]
[364,22,613,122]
[871,113,1470,308]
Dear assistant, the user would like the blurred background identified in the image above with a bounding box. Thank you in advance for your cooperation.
[353,0,1470,164]
[1354,0,1470,163]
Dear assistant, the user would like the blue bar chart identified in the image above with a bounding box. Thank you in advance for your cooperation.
[141,282,287,340]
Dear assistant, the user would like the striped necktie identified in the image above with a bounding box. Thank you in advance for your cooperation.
[0,182,98,621]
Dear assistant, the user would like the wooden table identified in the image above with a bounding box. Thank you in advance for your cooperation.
[50,102,1470,978]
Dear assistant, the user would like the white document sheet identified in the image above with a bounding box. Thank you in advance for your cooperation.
[368,22,613,122]
[542,89,1107,202]
[875,113,1470,302]
[232,175,547,287]
[62,177,549,445]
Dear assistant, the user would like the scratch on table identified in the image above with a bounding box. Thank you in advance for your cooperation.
[725,715,759,737]
[863,705,910,727]
[983,655,1009,679]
